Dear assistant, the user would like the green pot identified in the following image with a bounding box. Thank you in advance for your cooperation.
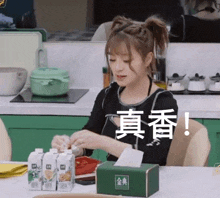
[30,67,69,96]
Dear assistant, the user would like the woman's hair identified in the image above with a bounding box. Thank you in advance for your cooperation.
[105,15,169,78]
[185,0,218,10]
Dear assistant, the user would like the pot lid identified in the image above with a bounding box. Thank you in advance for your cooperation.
[167,73,186,81]
[31,67,69,79]
[189,73,205,81]
[210,73,220,82]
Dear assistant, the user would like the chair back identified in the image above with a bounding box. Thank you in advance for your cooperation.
[166,118,211,166]
[91,22,113,41]
[0,118,12,161]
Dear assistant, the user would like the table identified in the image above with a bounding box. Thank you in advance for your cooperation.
[0,164,220,198]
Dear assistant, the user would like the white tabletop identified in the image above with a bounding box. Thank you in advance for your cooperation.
[0,165,219,198]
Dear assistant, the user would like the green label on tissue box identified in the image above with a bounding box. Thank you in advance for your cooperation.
[115,175,129,190]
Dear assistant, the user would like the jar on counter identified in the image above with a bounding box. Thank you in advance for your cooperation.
[103,67,110,88]
[153,71,167,90]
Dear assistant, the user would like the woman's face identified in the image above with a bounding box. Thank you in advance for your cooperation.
[109,42,152,88]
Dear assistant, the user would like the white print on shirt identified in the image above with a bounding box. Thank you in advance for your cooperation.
[116,109,145,139]
[146,138,161,146]
[148,109,177,140]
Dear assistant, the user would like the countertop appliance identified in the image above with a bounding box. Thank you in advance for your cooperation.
[188,73,206,92]
[10,88,89,104]
[208,73,220,92]
[168,73,220,95]
[167,73,186,92]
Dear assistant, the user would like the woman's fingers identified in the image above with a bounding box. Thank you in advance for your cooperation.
[51,135,70,152]
[70,132,81,145]
[72,138,84,147]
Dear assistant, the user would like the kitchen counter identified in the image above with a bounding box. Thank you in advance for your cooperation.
[0,88,219,118]
[174,94,220,119]
[0,87,101,116]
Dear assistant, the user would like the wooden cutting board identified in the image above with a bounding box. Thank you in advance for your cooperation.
[0,32,45,87]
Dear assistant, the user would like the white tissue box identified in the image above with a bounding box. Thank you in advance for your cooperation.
[96,161,159,197]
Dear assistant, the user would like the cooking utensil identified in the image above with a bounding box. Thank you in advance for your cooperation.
[167,82,185,91]
[210,73,220,82]
[208,73,220,91]
[167,73,186,91]
[30,67,69,96]
[0,67,27,96]
[188,73,205,81]
[167,73,186,81]
[188,73,206,92]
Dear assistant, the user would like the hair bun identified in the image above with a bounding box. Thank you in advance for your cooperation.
[144,16,168,53]
[111,16,133,32]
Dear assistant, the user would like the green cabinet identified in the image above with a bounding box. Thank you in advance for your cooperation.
[0,115,107,162]
[194,119,203,124]
[203,119,220,167]
[1,115,219,166]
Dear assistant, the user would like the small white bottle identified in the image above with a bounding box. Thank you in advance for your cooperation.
[57,149,75,191]
[28,148,44,191]
[42,148,59,191]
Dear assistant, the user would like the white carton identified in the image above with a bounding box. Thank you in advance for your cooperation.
[57,150,75,191]
[28,148,44,191]
[42,148,59,191]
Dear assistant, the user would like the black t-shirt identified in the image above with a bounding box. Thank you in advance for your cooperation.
[170,15,220,43]
[83,82,178,166]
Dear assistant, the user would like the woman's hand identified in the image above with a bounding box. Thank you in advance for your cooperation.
[70,130,132,158]
[51,135,71,153]
[70,130,103,150]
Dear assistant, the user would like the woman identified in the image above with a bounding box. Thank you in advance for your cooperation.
[52,15,178,166]
[170,0,220,42]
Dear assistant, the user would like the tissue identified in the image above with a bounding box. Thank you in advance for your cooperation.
[114,146,144,168]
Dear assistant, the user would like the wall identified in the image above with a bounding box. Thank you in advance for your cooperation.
[43,41,106,89]
[34,0,93,32]
[166,43,220,89]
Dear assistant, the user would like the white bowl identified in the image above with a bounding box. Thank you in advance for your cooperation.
[209,83,220,92]
[167,82,185,91]
[0,67,27,96]
[188,81,206,91]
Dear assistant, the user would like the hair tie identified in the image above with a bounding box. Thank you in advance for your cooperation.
[115,23,132,33]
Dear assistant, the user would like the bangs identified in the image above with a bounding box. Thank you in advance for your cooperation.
[106,33,132,57]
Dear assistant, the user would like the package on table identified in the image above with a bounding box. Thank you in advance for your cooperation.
[57,150,75,191]
[28,148,44,191]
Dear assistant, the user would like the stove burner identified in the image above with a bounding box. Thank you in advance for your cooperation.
[10,88,89,103]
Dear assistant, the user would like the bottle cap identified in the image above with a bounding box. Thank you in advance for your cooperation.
[49,148,58,153]
[35,148,43,153]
